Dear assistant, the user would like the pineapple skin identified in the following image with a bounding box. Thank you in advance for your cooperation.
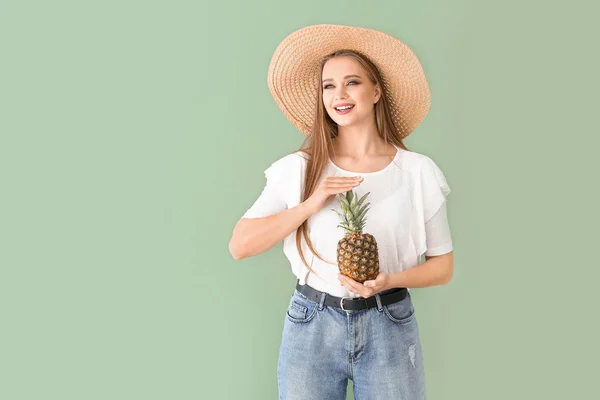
[337,232,379,283]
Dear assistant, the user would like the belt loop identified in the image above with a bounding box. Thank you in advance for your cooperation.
[318,292,326,310]
[375,293,383,312]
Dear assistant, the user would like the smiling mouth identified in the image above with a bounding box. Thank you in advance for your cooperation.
[335,105,354,114]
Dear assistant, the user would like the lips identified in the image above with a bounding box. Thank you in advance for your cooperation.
[335,105,354,115]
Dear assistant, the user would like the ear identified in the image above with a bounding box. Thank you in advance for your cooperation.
[374,85,381,104]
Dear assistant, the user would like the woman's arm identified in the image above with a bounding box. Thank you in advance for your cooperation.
[229,200,316,260]
[387,252,454,288]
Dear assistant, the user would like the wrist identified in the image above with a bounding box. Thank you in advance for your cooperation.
[386,271,403,290]
[301,198,317,215]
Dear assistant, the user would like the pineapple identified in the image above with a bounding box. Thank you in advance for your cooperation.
[331,190,379,283]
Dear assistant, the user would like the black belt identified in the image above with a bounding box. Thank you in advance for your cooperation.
[295,280,408,311]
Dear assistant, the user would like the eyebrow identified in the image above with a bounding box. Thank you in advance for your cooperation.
[322,74,362,83]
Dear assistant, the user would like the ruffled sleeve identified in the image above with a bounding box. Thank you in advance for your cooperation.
[419,155,452,223]
[408,154,452,260]
[242,152,306,219]
[424,202,453,256]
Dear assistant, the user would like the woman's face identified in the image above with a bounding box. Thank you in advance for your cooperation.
[321,57,380,128]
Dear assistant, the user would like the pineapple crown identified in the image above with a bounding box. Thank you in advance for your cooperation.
[331,190,371,234]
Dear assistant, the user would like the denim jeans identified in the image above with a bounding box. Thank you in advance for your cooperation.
[277,286,426,400]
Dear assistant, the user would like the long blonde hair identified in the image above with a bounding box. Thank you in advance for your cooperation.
[290,49,412,279]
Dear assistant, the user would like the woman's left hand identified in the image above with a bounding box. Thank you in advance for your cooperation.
[338,272,391,298]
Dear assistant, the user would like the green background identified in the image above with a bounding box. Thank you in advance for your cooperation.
[1,0,598,399]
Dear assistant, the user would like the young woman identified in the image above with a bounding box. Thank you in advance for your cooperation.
[229,24,454,400]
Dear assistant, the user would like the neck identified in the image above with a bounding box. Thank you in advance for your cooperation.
[332,126,390,158]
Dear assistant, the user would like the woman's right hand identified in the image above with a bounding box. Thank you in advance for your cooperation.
[305,176,364,214]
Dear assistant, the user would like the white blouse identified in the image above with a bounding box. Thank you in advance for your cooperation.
[241,144,453,297]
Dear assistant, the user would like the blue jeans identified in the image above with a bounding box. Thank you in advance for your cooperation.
[277,286,426,400]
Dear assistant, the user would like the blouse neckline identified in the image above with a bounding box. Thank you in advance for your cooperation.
[327,144,401,176]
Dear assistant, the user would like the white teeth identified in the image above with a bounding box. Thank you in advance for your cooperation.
[336,105,353,110]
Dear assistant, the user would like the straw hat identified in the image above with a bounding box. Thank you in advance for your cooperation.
[267,24,431,139]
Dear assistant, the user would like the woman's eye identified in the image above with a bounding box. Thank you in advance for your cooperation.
[323,81,359,90]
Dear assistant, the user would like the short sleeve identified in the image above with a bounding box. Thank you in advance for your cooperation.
[242,153,305,219]
[419,155,451,223]
[409,153,453,262]
[424,202,453,256]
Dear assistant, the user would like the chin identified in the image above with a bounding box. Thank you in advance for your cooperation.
[334,117,357,127]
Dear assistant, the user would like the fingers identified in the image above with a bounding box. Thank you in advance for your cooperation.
[328,184,361,194]
[325,177,363,192]
[314,177,364,207]
[338,274,374,298]
[329,182,362,189]
[327,177,363,184]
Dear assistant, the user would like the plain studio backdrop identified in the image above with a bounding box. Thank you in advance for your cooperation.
[1,1,598,399]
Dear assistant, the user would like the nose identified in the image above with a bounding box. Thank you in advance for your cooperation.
[334,86,348,100]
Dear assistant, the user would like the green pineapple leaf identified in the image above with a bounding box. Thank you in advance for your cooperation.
[347,190,354,205]
[340,194,350,209]
[331,209,346,221]
[348,194,360,222]
[340,201,350,215]
[333,205,351,226]
[355,202,370,222]
[337,223,352,231]
[358,201,370,213]
[356,192,370,209]
[349,191,357,210]
[357,204,371,221]
[358,218,368,230]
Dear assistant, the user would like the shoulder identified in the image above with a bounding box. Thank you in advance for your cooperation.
[269,150,309,169]
[406,151,451,197]
[400,150,448,190]
[264,150,309,181]
[398,149,436,171]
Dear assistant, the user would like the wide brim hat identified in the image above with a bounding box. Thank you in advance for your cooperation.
[267,24,431,139]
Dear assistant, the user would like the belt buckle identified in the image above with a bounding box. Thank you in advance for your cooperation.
[340,296,353,311]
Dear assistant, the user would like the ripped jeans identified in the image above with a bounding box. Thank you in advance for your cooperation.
[277,286,426,400]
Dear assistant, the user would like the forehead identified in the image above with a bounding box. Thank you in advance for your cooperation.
[322,57,365,77]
